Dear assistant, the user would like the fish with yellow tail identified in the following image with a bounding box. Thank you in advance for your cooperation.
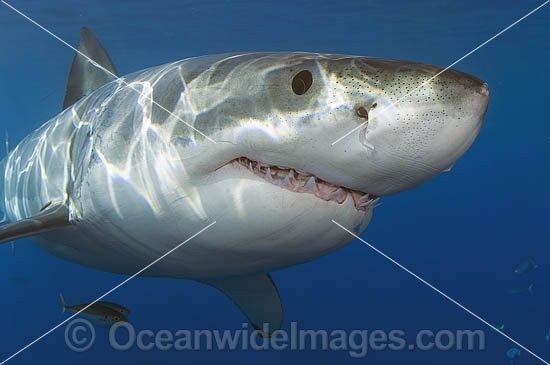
[59,293,128,327]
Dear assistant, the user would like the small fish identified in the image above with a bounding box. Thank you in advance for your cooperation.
[97,301,131,316]
[60,293,128,327]
[491,324,504,332]
[508,284,533,295]
[507,347,521,363]
[546,329,550,341]
[514,256,538,275]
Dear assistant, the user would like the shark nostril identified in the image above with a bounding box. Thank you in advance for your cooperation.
[356,106,369,119]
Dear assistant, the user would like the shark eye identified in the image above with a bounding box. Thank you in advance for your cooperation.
[292,70,313,95]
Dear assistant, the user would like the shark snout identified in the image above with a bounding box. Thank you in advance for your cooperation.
[417,74,489,175]
[341,68,490,196]
[479,82,490,97]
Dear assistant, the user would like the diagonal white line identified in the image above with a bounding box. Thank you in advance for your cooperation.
[331,0,550,146]
[0,0,217,144]
[332,219,549,364]
[0,221,216,365]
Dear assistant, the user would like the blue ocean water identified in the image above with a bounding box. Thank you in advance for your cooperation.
[0,0,549,364]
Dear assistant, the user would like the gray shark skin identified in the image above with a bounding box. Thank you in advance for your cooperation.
[0,28,489,333]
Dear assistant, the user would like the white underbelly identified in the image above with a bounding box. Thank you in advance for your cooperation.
[35,164,372,278]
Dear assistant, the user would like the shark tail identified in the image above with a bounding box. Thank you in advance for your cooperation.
[59,293,66,312]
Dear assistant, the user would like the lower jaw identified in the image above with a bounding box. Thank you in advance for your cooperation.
[228,157,380,213]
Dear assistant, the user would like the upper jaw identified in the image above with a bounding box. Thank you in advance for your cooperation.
[229,157,380,212]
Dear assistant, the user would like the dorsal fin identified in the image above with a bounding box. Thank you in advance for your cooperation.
[0,202,70,244]
[62,27,118,110]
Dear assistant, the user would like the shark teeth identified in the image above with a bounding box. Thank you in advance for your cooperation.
[282,174,292,187]
[359,196,381,210]
[329,188,347,204]
[359,193,371,202]
[287,170,297,186]
[304,176,318,192]
[233,157,380,212]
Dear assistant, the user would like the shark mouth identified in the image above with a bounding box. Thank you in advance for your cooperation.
[231,157,380,213]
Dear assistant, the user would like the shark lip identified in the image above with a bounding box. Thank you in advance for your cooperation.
[230,157,380,212]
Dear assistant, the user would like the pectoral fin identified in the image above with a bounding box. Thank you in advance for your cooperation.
[0,202,70,244]
[202,273,283,337]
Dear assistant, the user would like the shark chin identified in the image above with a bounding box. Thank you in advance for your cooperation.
[167,160,375,277]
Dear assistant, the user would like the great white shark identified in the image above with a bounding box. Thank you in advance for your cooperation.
[0,27,489,334]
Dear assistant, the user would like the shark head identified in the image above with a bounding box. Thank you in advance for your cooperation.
[182,53,489,195]
[155,53,489,276]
